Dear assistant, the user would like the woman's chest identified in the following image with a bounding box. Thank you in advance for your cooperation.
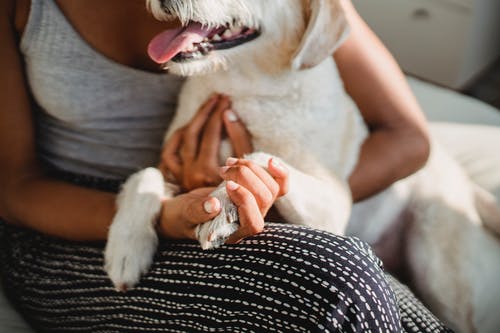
[17,0,184,127]
[16,0,176,73]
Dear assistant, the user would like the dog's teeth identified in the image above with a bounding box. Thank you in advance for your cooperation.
[198,42,213,55]
[230,26,242,35]
[223,29,233,39]
[212,34,222,42]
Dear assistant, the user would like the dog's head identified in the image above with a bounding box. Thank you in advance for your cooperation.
[147,0,349,76]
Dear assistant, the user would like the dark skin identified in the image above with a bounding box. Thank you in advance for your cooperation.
[0,0,429,242]
[14,0,177,73]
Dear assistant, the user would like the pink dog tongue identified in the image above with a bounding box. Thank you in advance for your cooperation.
[148,22,212,63]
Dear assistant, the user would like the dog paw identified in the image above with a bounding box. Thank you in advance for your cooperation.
[196,183,240,250]
[103,167,166,291]
[104,221,158,292]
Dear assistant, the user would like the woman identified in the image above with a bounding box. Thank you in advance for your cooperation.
[0,0,450,331]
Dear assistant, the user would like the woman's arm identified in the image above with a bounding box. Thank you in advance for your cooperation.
[0,3,221,242]
[336,0,430,202]
[0,2,117,241]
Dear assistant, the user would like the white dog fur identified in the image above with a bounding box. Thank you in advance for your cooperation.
[104,0,500,332]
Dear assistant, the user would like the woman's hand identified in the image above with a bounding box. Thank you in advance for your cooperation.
[157,187,222,240]
[219,157,289,244]
[160,94,253,192]
[157,157,289,244]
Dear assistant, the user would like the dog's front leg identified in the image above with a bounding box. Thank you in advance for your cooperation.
[274,170,352,235]
[104,167,178,291]
[247,152,353,236]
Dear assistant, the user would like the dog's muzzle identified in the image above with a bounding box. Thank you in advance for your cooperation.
[148,21,260,64]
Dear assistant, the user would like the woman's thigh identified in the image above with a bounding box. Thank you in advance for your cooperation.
[1,222,405,332]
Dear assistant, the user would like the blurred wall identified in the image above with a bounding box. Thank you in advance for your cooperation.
[353,0,500,89]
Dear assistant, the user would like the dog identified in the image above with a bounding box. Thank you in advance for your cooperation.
[104,0,500,332]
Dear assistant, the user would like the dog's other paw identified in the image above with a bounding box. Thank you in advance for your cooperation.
[104,222,158,292]
[195,182,240,249]
[103,167,165,292]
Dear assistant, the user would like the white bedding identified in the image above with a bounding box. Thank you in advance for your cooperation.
[408,76,500,126]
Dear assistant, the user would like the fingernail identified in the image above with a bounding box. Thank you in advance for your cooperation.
[219,166,230,174]
[270,158,284,171]
[227,181,240,191]
[225,110,239,122]
[226,157,238,166]
[203,198,220,214]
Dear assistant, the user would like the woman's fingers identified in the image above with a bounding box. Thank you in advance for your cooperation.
[182,109,225,190]
[185,195,221,225]
[160,127,184,181]
[159,188,221,240]
[219,161,278,215]
[198,99,231,165]
[183,123,225,189]
[221,158,289,243]
[229,157,289,198]
[267,158,289,197]
[180,94,223,163]
[174,95,231,190]
[223,110,253,157]
[224,181,265,244]
[219,157,290,213]
[180,95,231,185]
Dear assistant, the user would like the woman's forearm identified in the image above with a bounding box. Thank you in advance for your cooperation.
[348,128,428,202]
[2,175,116,241]
[0,7,116,242]
[337,0,430,201]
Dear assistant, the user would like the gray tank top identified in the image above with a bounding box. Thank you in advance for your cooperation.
[20,0,184,179]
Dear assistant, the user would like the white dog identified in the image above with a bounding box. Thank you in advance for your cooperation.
[104,0,500,332]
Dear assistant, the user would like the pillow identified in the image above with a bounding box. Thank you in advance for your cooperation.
[430,123,500,201]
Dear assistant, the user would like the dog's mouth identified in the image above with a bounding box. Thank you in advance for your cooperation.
[148,21,260,64]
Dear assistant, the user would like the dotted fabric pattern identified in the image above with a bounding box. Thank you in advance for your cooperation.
[0,222,451,333]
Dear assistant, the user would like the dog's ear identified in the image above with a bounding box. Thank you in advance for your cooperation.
[291,0,349,70]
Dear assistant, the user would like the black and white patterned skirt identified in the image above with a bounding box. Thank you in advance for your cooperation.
[0,172,452,333]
